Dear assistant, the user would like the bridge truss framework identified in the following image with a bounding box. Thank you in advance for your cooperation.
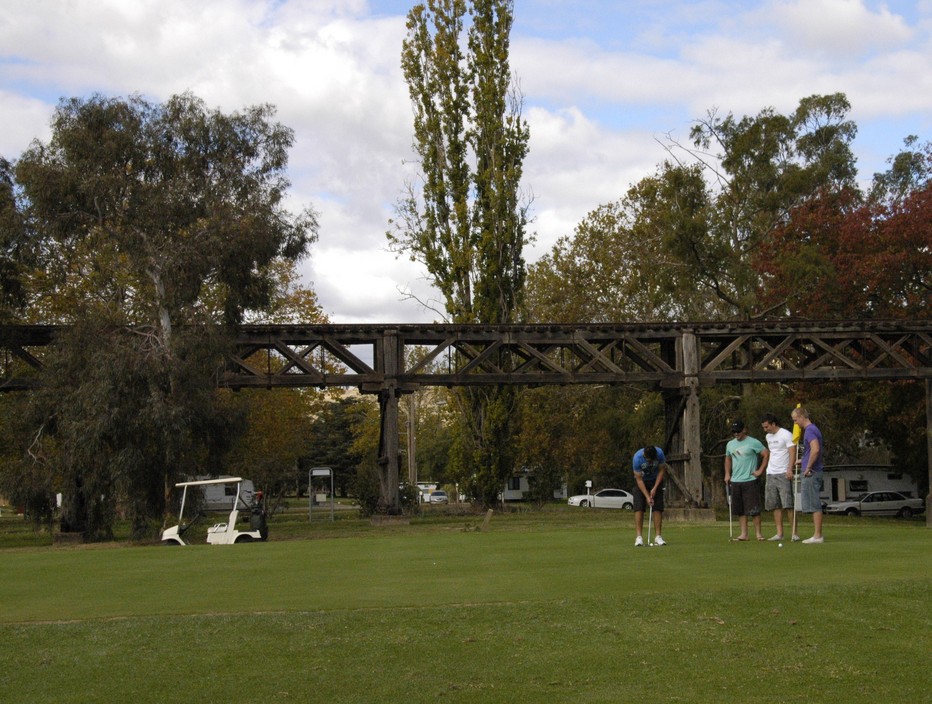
[2,320,930,513]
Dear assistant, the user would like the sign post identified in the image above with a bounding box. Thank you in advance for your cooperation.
[309,467,334,522]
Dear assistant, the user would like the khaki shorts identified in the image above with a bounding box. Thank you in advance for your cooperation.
[765,473,794,511]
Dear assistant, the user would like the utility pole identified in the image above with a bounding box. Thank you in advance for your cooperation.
[927,379,931,529]
[407,392,417,485]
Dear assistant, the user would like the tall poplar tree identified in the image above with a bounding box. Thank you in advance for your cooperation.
[392,0,530,505]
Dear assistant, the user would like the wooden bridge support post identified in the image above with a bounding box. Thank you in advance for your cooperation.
[661,332,704,508]
[681,331,704,507]
[376,330,402,513]
[377,391,401,513]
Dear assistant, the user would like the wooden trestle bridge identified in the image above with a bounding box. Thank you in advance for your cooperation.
[2,320,931,514]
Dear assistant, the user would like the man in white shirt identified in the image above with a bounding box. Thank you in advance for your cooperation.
[761,413,798,542]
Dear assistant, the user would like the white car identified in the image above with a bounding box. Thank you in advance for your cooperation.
[824,491,925,518]
[567,488,635,510]
[427,490,449,504]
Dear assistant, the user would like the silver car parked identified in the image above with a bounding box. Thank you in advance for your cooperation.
[824,491,924,518]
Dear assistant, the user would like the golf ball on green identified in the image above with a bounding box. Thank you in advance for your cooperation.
[778,543,783,547]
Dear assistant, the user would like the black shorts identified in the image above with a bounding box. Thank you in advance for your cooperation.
[730,480,761,517]
[634,485,664,513]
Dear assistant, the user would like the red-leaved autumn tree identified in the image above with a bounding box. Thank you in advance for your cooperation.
[758,150,931,319]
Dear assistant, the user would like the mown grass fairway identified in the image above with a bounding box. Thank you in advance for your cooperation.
[1,513,929,703]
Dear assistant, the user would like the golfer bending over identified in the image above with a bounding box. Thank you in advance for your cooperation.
[633,446,669,546]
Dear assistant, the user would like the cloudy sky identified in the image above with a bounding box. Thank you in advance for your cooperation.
[2,0,930,323]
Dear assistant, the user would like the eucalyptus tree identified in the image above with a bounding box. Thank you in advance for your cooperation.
[391,0,530,506]
[673,92,858,318]
[869,135,932,207]
[525,165,726,324]
[11,93,317,539]
[527,95,858,325]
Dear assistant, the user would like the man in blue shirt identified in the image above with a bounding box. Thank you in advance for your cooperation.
[791,406,825,544]
[632,446,669,546]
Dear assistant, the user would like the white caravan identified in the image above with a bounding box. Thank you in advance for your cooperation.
[197,476,256,511]
[161,477,267,545]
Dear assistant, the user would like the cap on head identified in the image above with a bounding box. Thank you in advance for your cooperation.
[730,420,745,433]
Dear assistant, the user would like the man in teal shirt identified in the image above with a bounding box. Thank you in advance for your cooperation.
[724,420,769,541]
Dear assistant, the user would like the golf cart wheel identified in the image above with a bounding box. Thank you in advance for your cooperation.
[235,534,255,543]
[898,507,913,518]
[845,507,859,516]
[161,539,180,546]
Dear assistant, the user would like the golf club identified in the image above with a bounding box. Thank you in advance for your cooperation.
[726,482,733,540]
[646,502,653,547]
[791,466,800,540]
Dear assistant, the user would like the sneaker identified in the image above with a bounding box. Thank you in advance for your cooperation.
[791,535,801,542]
[802,536,824,544]
[634,536,644,547]
[653,536,666,546]
[767,535,784,542]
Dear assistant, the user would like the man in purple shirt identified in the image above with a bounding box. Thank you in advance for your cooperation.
[791,406,825,544]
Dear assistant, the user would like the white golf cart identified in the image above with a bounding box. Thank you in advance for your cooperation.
[161,477,268,545]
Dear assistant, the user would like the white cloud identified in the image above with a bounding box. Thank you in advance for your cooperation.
[523,106,662,253]
[847,50,932,116]
[762,0,913,58]
[0,91,52,157]
[1,0,929,323]
[307,245,438,323]
[514,37,700,107]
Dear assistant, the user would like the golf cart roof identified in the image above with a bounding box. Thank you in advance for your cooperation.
[174,477,244,488]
